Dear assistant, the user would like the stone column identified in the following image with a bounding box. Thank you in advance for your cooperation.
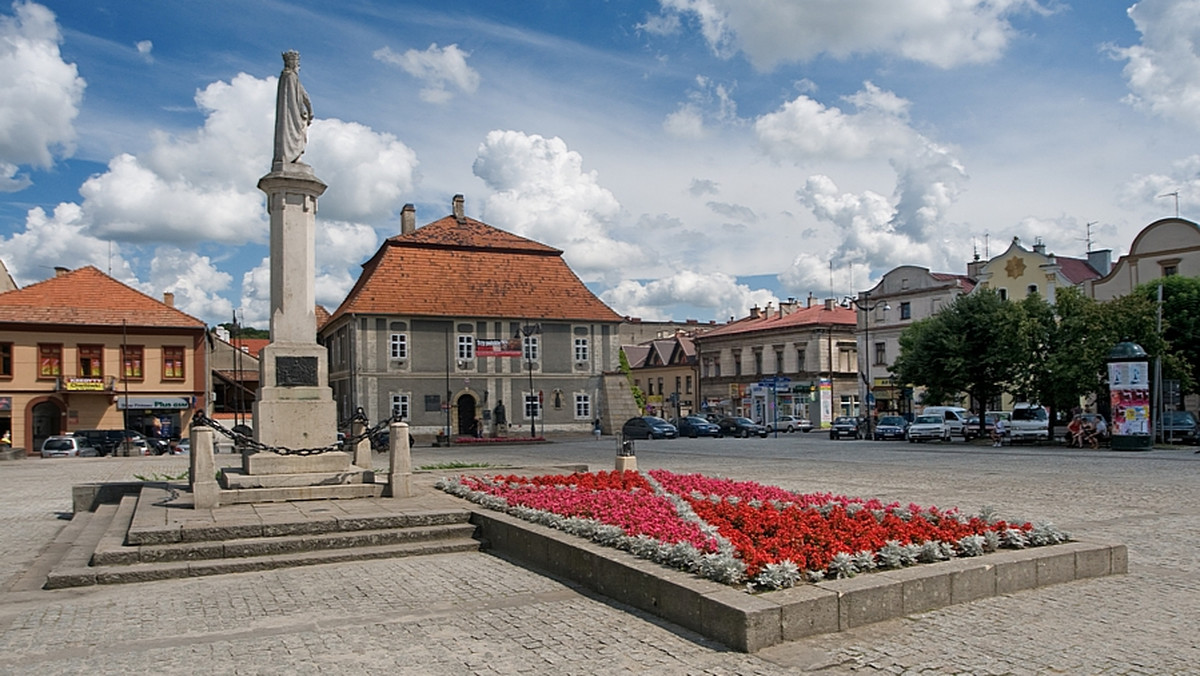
[190,425,220,509]
[251,166,338,453]
[385,421,412,498]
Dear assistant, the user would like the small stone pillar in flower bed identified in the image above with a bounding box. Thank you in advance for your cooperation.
[615,433,637,472]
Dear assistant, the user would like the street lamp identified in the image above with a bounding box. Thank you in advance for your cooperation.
[843,292,890,439]
[518,322,542,438]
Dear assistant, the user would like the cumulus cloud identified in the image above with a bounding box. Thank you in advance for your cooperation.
[473,130,646,278]
[136,39,153,62]
[374,43,480,104]
[663,75,738,138]
[146,247,233,321]
[651,0,1050,70]
[1111,0,1200,129]
[758,83,969,295]
[0,161,31,192]
[688,178,719,196]
[0,202,136,285]
[0,1,85,172]
[601,270,777,322]
[1119,154,1200,216]
[309,121,417,221]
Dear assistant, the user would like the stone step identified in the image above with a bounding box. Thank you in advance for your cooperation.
[219,467,374,489]
[46,537,484,589]
[94,522,479,565]
[218,482,385,505]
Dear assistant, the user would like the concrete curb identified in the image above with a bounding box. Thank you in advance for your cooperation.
[470,509,1126,652]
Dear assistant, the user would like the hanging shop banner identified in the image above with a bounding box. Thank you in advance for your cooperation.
[475,338,523,358]
[65,377,107,392]
[1108,361,1150,435]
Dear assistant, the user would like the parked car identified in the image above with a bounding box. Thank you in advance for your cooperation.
[872,415,909,440]
[71,429,150,456]
[621,416,679,440]
[717,417,768,438]
[907,414,952,442]
[1160,410,1199,444]
[766,415,813,433]
[41,435,99,458]
[1010,403,1050,442]
[921,406,970,438]
[964,411,1010,441]
[829,416,864,440]
[672,416,720,438]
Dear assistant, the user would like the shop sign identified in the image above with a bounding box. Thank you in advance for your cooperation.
[116,397,192,410]
[66,377,107,392]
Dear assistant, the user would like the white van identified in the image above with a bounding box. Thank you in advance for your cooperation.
[921,406,970,439]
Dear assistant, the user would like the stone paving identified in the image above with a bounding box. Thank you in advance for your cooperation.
[0,438,1197,674]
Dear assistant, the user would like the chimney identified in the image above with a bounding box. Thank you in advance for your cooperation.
[400,203,416,234]
[1032,238,1046,255]
[1088,249,1112,276]
[749,305,761,319]
[967,259,985,278]
[807,292,815,308]
[163,292,175,308]
[54,266,69,277]
[452,194,465,222]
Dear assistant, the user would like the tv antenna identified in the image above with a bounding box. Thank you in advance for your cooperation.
[1158,190,1180,218]
[1083,221,1097,253]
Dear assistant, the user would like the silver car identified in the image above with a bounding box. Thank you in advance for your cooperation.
[906,415,951,443]
[40,435,99,458]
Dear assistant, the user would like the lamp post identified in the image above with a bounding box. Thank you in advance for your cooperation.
[843,292,890,439]
[519,322,542,438]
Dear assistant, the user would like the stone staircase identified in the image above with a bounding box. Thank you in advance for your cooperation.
[40,483,481,589]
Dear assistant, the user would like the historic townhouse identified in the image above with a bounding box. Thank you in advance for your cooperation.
[319,196,625,439]
[694,297,857,429]
[0,266,207,454]
[622,330,701,420]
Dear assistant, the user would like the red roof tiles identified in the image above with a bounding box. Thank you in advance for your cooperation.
[700,304,855,338]
[329,214,623,323]
[0,266,205,328]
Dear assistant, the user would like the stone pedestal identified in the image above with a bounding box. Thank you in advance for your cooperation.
[615,455,637,472]
[384,422,412,498]
[189,426,220,509]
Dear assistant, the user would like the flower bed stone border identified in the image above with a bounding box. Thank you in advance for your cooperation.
[470,508,1126,652]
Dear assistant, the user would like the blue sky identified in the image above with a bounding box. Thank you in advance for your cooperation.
[1,0,1197,328]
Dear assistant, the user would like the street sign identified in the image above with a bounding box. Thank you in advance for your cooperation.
[758,376,791,387]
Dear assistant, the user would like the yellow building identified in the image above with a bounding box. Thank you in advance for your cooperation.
[0,266,208,455]
[972,237,1103,302]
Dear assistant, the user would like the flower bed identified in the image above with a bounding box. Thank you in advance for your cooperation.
[437,469,1069,590]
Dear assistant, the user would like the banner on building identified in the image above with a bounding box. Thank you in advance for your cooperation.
[475,338,523,358]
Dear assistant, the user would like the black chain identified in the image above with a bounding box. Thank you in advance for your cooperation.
[192,408,402,456]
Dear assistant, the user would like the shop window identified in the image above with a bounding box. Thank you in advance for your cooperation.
[38,344,62,379]
[122,345,144,381]
[163,346,185,380]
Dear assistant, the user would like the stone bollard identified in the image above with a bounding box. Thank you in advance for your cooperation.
[351,418,371,468]
[190,425,220,509]
[615,434,637,472]
[384,421,412,498]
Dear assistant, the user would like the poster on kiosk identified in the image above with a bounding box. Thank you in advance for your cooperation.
[1108,361,1150,436]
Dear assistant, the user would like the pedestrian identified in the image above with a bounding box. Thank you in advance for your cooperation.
[1087,416,1107,449]
[1067,415,1084,448]
[593,418,602,441]
[991,416,1007,447]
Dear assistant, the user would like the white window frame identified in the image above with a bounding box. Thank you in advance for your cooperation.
[575,393,591,419]
[524,392,541,420]
[523,335,540,361]
[391,393,410,420]
[457,334,475,360]
[574,337,589,362]
[390,333,408,360]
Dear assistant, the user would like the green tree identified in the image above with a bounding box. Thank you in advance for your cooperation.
[1133,275,1200,394]
[893,290,1024,423]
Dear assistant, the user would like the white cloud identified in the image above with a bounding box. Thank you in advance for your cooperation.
[473,129,646,279]
[373,43,480,104]
[1119,154,1200,216]
[0,161,31,192]
[653,0,1049,70]
[0,1,85,171]
[1111,0,1200,129]
[754,82,916,161]
[308,121,417,222]
[664,104,707,138]
[601,270,777,322]
[663,75,739,138]
[146,247,233,322]
[136,39,153,62]
[238,258,270,328]
[0,202,135,286]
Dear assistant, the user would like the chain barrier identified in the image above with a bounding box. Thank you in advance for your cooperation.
[192,408,402,456]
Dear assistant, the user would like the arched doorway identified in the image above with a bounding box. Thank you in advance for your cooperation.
[456,393,478,437]
[31,400,63,454]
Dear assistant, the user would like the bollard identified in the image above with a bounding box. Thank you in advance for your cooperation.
[189,425,220,509]
[384,421,412,498]
[615,433,637,472]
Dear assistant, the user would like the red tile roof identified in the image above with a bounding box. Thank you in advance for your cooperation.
[230,338,270,358]
[1055,257,1101,285]
[329,214,623,323]
[929,272,977,293]
[0,266,205,328]
[699,304,855,338]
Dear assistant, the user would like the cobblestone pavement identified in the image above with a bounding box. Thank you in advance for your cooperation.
[0,437,1197,674]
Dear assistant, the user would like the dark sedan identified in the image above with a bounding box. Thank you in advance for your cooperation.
[717,417,769,438]
[829,416,864,440]
[872,415,908,441]
[672,416,720,438]
[621,416,679,440]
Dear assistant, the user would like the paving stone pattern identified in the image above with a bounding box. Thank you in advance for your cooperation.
[0,439,1197,673]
